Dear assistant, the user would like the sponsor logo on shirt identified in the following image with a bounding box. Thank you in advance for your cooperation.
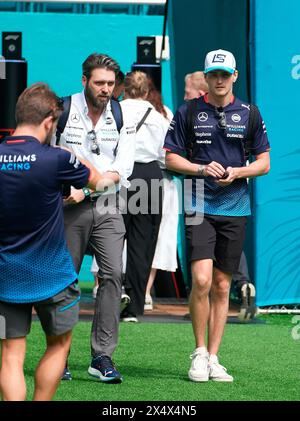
[71,113,80,123]
[197,112,208,122]
[231,113,241,123]
[0,154,36,171]
[195,132,212,137]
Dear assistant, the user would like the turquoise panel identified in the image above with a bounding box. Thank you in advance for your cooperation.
[253,0,300,305]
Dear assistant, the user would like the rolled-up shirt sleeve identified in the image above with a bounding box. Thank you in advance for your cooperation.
[108,115,136,188]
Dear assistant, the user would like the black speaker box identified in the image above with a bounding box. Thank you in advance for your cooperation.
[2,32,22,60]
[137,36,156,64]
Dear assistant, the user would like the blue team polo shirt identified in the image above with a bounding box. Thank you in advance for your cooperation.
[164,95,270,216]
[0,136,90,303]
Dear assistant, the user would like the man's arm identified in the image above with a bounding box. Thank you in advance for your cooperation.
[165,152,226,179]
[217,152,270,186]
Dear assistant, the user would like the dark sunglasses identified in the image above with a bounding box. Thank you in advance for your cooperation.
[87,130,100,155]
[215,107,227,130]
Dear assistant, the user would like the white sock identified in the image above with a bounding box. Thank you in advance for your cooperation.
[194,346,207,354]
[209,354,218,364]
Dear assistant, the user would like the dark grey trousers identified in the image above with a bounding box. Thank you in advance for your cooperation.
[63,198,125,358]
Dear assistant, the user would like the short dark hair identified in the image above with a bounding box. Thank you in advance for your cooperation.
[82,53,120,80]
[115,70,125,85]
[15,82,63,126]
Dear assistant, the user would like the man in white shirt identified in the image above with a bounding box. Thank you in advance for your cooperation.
[54,53,136,383]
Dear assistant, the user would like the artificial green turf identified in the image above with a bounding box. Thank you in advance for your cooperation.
[22,315,300,401]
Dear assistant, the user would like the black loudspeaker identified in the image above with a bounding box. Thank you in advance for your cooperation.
[0,59,27,137]
[2,32,22,60]
[137,36,156,64]
[131,62,162,92]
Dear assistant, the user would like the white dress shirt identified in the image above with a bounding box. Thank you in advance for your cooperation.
[52,91,136,189]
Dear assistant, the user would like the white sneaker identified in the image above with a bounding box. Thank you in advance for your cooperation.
[188,348,209,382]
[92,285,98,300]
[208,359,233,382]
[120,315,138,323]
[144,294,153,311]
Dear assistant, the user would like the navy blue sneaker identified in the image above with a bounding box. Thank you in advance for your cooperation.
[88,355,123,383]
[61,365,72,381]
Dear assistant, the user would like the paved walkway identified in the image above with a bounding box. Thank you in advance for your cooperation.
[79,292,262,324]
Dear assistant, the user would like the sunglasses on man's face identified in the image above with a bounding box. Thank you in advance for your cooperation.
[87,130,100,155]
[215,107,227,130]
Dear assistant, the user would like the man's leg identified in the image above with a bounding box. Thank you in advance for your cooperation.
[88,207,125,382]
[208,267,232,356]
[188,259,213,382]
[62,201,93,379]
[33,331,72,401]
[0,337,27,401]
[189,259,213,348]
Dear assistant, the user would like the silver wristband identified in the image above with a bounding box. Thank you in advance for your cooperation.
[197,165,206,177]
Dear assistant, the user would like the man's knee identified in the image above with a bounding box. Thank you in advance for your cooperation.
[46,330,72,350]
[192,273,211,296]
[212,273,231,299]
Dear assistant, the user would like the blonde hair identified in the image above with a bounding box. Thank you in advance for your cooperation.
[124,71,149,99]
[185,71,208,93]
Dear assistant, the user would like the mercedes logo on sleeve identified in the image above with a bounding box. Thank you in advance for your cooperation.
[198,112,208,122]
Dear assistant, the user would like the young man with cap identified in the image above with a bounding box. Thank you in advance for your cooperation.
[0,82,105,400]
[164,49,270,382]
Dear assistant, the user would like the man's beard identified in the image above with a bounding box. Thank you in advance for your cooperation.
[85,83,109,109]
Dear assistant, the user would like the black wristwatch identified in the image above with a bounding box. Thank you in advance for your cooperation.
[82,187,90,197]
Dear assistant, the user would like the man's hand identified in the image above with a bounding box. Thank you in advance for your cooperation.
[215,166,237,186]
[63,187,85,205]
[204,161,226,178]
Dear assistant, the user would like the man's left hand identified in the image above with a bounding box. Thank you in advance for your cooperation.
[63,187,85,205]
[215,166,237,186]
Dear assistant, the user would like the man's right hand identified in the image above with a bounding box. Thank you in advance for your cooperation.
[63,187,85,205]
[204,161,226,178]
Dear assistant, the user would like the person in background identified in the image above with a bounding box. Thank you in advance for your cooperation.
[144,77,179,311]
[120,71,168,322]
[113,70,125,100]
[184,71,208,100]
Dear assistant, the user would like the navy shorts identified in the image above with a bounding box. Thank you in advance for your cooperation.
[185,214,247,274]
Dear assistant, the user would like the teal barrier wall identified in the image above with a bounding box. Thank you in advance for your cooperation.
[253,0,300,305]
[0,11,173,281]
[169,0,249,109]
[0,12,173,109]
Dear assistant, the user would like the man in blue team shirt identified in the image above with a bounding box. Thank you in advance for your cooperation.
[0,83,105,400]
[164,49,270,382]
